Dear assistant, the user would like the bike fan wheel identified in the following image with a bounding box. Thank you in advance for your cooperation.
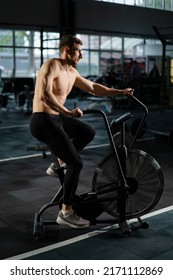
[113,132,134,148]
[92,149,164,219]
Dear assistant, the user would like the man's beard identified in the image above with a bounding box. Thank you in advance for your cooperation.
[67,57,78,67]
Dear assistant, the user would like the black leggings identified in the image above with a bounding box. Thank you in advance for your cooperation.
[30,112,95,205]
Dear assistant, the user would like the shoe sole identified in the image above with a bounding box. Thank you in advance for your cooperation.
[46,168,59,177]
[56,217,90,229]
[46,167,67,177]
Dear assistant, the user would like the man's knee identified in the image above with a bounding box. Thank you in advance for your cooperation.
[74,156,83,170]
[67,156,83,172]
[87,126,95,143]
[91,126,96,139]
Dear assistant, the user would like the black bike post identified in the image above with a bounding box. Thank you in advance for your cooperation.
[83,109,130,227]
[117,120,128,223]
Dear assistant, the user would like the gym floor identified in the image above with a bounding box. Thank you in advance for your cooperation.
[0,97,173,260]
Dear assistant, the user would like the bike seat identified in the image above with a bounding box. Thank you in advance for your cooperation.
[111,112,133,126]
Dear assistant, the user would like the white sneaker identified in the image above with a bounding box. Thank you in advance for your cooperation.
[46,160,66,177]
[56,210,90,228]
[46,163,59,177]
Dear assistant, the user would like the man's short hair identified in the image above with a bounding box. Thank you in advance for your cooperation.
[59,35,83,53]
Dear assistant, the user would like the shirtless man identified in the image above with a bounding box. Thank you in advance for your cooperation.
[30,35,134,228]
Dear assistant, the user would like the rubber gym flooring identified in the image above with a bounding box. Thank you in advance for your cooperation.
[0,97,173,260]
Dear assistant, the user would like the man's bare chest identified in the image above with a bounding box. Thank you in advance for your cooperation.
[53,71,76,94]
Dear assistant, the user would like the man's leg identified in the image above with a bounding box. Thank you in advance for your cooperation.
[62,116,95,152]
[45,120,92,227]
[30,113,94,228]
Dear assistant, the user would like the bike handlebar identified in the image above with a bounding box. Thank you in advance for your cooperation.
[129,95,148,148]
[82,94,148,115]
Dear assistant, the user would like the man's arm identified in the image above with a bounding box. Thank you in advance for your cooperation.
[74,74,134,96]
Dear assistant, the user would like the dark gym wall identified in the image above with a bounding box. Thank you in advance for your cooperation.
[75,1,173,37]
[0,0,61,29]
[0,0,173,37]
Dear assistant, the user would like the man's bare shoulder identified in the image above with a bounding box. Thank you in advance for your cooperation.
[69,66,79,75]
[40,58,61,70]
[36,59,62,81]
